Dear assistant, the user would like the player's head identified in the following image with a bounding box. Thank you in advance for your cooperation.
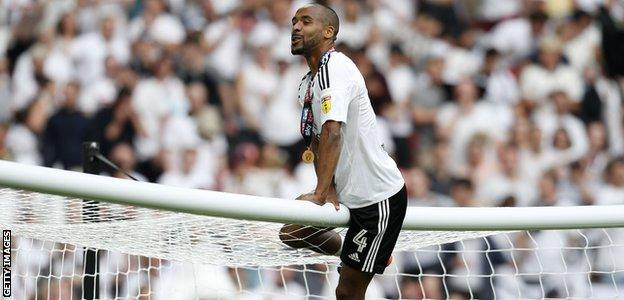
[291,3,339,55]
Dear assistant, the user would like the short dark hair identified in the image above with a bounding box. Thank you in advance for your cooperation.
[315,3,339,41]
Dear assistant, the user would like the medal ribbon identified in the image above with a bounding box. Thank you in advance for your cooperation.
[299,48,335,147]
[300,79,314,147]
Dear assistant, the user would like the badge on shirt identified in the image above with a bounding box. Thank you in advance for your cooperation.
[321,95,331,114]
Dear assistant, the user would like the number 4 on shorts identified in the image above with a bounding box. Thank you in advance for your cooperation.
[353,229,367,253]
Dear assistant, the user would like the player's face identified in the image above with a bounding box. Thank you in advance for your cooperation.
[291,7,324,55]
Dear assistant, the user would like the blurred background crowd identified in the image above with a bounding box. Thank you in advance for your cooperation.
[2,0,624,299]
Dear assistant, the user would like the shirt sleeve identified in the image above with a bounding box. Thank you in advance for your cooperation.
[317,57,351,126]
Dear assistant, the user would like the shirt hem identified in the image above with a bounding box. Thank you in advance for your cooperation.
[342,181,405,209]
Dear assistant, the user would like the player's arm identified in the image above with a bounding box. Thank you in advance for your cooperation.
[311,134,338,200]
[313,120,341,210]
[300,57,347,209]
[297,132,338,205]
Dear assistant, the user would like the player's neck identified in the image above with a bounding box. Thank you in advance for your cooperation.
[305,42,334,74]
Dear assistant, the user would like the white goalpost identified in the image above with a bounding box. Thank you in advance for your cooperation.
[1,160,624,299]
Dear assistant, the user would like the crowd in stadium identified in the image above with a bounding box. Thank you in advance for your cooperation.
[2,0,624,299]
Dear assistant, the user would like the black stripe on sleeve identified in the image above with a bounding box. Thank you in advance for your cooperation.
[323,63,330,89]
[321,68,329,88]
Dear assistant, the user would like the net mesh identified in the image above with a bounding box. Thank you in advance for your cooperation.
[0,187,497,267]
[3,187,624,299]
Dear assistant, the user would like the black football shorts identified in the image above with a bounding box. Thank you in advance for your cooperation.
[340,185,407,274]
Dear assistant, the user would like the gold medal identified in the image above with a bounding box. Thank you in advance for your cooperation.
[302,149,315,163]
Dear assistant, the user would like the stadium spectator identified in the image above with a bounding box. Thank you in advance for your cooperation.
[595,157,624,205]
[71,15,130,86]
[158,147,207,189]
[436,78,513,175]
[109,142,147,182]
[562,10,601,73]
[351,47,391,116]
[128,0,186,50]
[339,0,371,50]
[428,139,453,195]
[78,56,120,116]
[187,81,222,141]
[385,44,416,167]
[42,82,88,170]
[405,167,453,207]
[519,36,584,109]
[133,54,188,160]
[582,121,611,182]
[488,11,548,64]
[478,48,521,106]
[6,98,47,165]
[177,36,222,107]
[87,87,144,158]
[449,177,475,207]
[236,43,279,136]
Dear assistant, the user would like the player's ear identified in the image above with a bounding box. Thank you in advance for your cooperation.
[324,25,335,40]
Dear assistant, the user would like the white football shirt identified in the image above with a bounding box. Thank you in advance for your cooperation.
[297,51,404,209]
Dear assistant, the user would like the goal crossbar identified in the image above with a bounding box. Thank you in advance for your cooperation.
[1,160,623,231]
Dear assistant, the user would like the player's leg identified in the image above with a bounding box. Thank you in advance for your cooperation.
[337,185,408,298]
[279,224,342,255]
[335,264,374,299]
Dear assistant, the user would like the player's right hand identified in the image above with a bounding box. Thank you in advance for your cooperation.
[295,192,324,206]
[296,190,340,211]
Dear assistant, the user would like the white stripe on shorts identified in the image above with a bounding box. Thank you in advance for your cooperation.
[362,199,389,272]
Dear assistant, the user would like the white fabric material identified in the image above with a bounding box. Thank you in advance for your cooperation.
[238,60,279,130]
[520,63,584,103]
[386,64,415,137]
[298,51,404,208]
[43,46,74,86]
[5,124,41,165]
[78,77,117,115]
[158,169,212,190]
[71,32,130,85]
[595,185,624,206]
[260,63,305,146]
[11,53,39,110]
[149,14,186,45]
[129,14,186,45]
[563,24,601,73]
[488,18,533,60]
[475,173,538,207]
[534,112,589,160]
[596,78,624,156]
[484,68,521,105]
[442,47,482,84]
[203,19,243,81]
[133,77,188,159]
[479,0,521,21]
[437,102,514,174]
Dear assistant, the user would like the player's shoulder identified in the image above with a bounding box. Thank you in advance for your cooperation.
[323,51,360,83]
[325,51,356,69]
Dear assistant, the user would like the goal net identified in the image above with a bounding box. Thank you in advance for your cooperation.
[2,162,624,299]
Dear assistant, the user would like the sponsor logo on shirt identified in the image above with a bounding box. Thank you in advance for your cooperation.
[321,95,331,114]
